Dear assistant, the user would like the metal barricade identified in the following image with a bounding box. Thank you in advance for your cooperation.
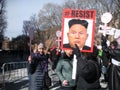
[48,62,60,89]
[1,61,28,90]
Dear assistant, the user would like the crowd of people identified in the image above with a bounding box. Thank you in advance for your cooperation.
[27,36,120,90]
[27,19,120,90]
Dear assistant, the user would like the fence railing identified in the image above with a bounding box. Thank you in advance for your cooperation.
[1,61,61,90]
[1,61,28,90]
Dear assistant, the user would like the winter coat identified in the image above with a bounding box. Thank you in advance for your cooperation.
[76,57,101,90]
[50,48,61,70]
[107,49,120,90]
[56,55,76,87]
[29,52,48,90]
[73,46,101,90]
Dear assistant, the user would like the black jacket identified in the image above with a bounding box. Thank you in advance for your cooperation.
[29,53,48,90]
[76,54,101,90]
[73,46,101,90]
[107,49,120,90]
[109,49,120,62]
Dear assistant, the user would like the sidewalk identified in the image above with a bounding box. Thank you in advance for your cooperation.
[4,78,29,90]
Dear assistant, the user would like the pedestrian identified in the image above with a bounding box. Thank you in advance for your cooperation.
[100,36,111,83]
[73,44,102,90]
[49,45,61,70]
[56,49,76,90]
[28,43,49,90]
[103,40,120,90]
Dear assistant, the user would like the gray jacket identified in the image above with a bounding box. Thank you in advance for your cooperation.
[56,58,76,87]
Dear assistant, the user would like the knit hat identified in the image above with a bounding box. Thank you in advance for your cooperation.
[38,43,44,48]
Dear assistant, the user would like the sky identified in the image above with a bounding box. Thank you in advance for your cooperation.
[5,0,65,40]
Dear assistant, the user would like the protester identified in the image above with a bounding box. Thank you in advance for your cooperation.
[73,44,102,90]
[103,40,120,90]
[28,43,49,90]
[63,19,91,50]
[98,48,109,83]
[99,35,111,84]
[56,49,76,90]
[49,46,61,70]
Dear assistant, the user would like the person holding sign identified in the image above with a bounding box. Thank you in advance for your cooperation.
[56,49,76,90]
[102,40,120,90]
[63,19,91,50]
[28,43,49,90]
[72,45,102,90]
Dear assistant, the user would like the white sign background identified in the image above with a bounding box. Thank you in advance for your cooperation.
[63,18,93,47]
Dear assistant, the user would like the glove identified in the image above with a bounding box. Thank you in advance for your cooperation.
[72,44,87,70]
[72,44,81,58]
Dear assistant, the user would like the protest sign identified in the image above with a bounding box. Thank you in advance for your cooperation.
[61,9,96,52]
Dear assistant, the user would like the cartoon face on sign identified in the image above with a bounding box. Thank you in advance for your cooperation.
[61,9,96,52]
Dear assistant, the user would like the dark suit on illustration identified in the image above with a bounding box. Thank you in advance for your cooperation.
[63,44,91,50]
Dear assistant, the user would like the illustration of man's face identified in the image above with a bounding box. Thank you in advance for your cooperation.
[67,24,88,49]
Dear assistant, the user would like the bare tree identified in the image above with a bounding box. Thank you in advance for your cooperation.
[22,0,120,49]
[110,0,120,28]
[37,3,62,48]
[63,0,119,26]
[0,0,7,49]
[38,3,62,29]
[63,0,76,9]
[0,0,7,33]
